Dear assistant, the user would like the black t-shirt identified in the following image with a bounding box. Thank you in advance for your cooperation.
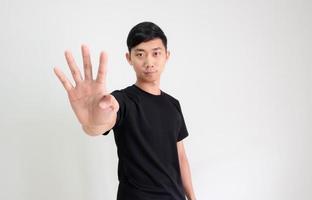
[103,84,189,200]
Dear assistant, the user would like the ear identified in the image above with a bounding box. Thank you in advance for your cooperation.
[126,52,132,65]
[166,50,170,61]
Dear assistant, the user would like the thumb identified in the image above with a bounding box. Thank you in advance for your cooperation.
[98,95,113,109]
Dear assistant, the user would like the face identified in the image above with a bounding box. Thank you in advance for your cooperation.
[126,38,170,84]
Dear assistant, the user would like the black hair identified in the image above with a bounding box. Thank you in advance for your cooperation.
[126,21,167,52]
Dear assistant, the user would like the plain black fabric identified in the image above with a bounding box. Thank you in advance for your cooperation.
[103,84,189,200]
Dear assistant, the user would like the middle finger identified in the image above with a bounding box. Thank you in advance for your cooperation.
[81,44,93,81]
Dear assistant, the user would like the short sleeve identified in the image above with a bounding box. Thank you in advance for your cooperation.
[102,90,126,135]
[176,101,189,141]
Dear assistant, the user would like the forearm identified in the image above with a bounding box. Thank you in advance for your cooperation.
[180,155,196,200]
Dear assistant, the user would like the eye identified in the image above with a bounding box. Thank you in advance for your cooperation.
[153,51,161,56]
[136,53,143,57]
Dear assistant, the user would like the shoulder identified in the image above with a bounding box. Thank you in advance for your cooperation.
[161,90,182,110]
[111,85,140,103]
[163,91,179,103]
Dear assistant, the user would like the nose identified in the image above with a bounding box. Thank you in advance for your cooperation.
[144,55,154,69]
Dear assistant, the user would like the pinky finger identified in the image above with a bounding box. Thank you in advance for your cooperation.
[53,67,74,92]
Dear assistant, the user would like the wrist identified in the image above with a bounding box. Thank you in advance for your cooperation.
[82,124,109,136]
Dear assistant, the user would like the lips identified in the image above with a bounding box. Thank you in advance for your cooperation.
[144,71,156,74]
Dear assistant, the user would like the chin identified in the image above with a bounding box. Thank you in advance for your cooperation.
[144,78,158,83]
[139,76,159,83]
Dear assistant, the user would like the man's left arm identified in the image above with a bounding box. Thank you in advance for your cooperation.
[177,140,196,200]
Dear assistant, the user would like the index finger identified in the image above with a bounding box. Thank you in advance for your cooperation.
[96,51,108,84]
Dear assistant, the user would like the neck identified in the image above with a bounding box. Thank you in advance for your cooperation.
[135,80,161,95]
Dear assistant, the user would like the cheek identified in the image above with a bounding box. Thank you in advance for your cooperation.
[158,60,167,69]
[133,62,144,70]
[132,62,144,72]
[133,58,144,66]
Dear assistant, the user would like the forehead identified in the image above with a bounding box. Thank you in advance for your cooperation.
[133,38,165,52]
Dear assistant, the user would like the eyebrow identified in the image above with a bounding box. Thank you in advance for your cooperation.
[134,47,163,52]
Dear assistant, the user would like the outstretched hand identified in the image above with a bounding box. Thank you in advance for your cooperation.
[53,45,119,128]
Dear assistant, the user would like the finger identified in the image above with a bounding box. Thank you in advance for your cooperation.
[99,94,114,110]
[81,44,93,80]
[96,51,108,84]
[64,50,83,84]
[53,67,74,92]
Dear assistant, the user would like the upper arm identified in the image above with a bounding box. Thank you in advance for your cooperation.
[176,101,189,141]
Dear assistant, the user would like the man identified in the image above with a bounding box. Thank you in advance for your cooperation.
[54,21,196,200]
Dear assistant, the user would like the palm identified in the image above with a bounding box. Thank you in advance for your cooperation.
[54,45,118,126]
[68,79,105,103]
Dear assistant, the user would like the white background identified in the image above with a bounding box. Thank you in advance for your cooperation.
[0,0,311,199]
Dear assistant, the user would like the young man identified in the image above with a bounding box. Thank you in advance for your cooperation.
[54,22,196,200]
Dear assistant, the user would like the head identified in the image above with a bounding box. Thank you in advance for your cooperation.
[126,22,170,84]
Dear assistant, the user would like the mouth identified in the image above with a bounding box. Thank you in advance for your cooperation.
[144,71,157,75]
